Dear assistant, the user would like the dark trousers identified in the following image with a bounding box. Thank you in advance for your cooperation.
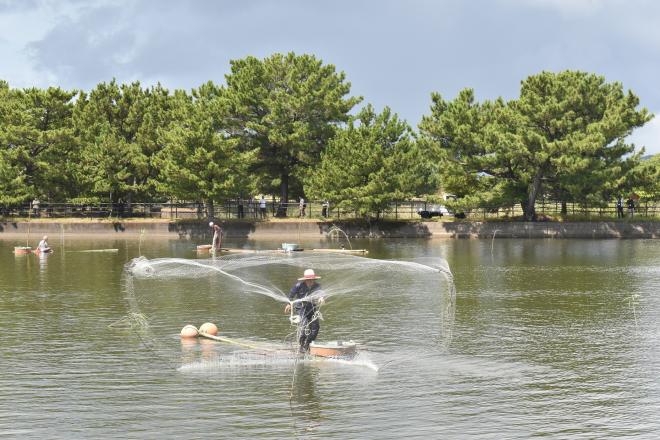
[299,313,320,351]
[617,206,624,218]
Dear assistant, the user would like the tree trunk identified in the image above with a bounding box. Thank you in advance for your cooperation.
[523,172,543,221]
[277,173,289,217]
[127,176,136,217]
[561,201,567,215]
[127,191,133,217]
[207,199,214,220]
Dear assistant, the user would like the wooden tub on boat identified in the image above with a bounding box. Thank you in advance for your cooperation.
[14,246,33,255]
[309,340,357,358]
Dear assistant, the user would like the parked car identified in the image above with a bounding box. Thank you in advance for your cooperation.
[417,204,450,218]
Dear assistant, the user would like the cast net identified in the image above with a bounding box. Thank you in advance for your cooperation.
[119,252,455,371]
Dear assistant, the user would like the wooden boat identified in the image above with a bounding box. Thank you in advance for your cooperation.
[14,246,33,255]
[197,245,232,253]
[309,340,357,359]
[70,249,119,253]
[198,332,363,364]
[310,248,368,254]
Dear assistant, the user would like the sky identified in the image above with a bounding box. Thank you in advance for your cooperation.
[1,0,659,154]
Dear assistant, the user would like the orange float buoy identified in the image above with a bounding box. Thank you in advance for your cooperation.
[180,337,198,349]
[199,322,218,336]
[180,324,199,338]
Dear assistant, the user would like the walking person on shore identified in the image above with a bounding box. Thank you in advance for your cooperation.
[626,197,635,218]
[616,196,624,218]
[237,199,244,219]
[259,195,267,219]
[31,198,40,217]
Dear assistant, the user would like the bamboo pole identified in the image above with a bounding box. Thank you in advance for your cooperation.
[67,249,119,253]
[26,203,31,247]
[198,331,279,352]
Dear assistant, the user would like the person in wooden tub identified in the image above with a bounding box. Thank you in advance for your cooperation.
[36,235,51,253]
[284,269,325,354]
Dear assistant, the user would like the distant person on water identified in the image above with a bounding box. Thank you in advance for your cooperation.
[37,235,49,252]
[209,221,223,252]
[285,269,324,353]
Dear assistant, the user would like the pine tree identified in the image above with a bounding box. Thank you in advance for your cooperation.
[0,81,78,204]
[224,53,361,214]
[155,83,257,216]
[306,105,431,219]
[420,71,652,220]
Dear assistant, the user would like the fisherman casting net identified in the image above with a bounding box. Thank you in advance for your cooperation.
[121,252,455,370]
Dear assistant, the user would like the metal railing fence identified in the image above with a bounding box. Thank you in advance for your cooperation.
[2,199,659,220]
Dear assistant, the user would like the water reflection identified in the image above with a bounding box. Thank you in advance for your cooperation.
[38,250,49,271]
[290,364,322,435]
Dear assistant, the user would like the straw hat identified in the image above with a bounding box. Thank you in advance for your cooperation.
[298,268,321,281]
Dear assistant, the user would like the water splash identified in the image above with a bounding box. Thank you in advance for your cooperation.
[327,225,353,250]
[177,350,379,372]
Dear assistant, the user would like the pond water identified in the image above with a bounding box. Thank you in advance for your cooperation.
[1,236,659,439]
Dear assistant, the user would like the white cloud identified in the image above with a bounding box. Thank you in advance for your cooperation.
[628,113,660,156]
[2,0,660,129]
[520,0,606,16]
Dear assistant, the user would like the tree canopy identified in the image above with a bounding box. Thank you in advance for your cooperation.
[420,71,652,220]
[0,82,78,204]
[155,83,257,214]
[1,63,658,220]
[306,105,433,218]
[73,80,174,206]
[223,52,361,212]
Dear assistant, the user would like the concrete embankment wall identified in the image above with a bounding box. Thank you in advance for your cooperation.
[1,220,658,239]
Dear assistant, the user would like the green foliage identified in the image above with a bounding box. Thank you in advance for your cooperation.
[306,105,431,217]
[632,154,660,200]
[0,82,78,204]
[1,65,656,219]
[155,83,257,204]
[73,80,173,204]
[420,71,652,220]
[224,52,361,204]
